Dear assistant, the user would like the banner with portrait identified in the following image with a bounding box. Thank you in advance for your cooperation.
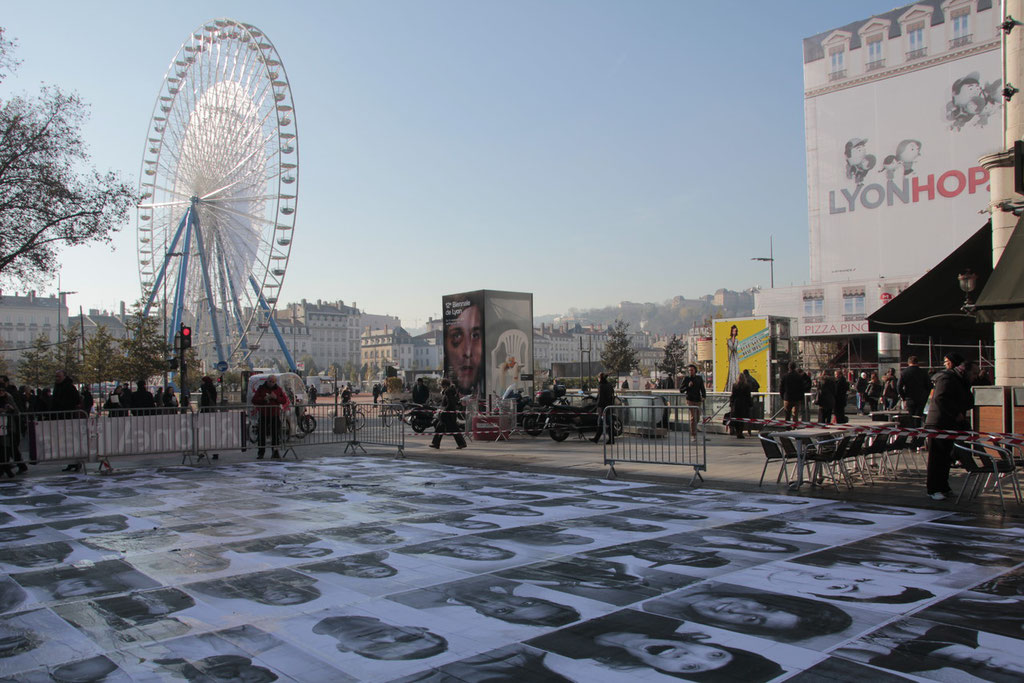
[442,291,485,396]
[712,318,770,392]
[483,291,533,397]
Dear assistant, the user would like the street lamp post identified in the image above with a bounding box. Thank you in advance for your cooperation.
[751,236,775,289]
[55,275,77,373]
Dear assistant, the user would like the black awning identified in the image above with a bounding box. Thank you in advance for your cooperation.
[975,215,1024,322]
[867,221,992,336]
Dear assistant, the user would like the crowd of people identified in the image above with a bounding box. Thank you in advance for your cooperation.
[0,370,223,475]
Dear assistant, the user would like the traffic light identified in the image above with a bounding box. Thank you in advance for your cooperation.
[180,324,192,349]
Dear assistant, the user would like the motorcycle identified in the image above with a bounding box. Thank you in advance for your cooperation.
[546,395,622,442]
[404,402,437,433]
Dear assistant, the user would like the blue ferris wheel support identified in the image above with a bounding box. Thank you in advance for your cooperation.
[249,275,298,373]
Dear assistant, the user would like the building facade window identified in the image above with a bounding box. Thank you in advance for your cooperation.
[829,47,846,80]
[951,8,971,47]
[907,22,926,59]
[866,36,884,70]
[842,287,866,319]
[802,290,825,322]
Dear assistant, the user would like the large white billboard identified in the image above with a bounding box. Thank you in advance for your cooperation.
[806,50,1003,283]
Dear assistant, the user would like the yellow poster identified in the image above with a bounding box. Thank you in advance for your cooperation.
[713,318,769,392]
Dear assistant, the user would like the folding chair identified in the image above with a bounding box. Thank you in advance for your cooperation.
[807,434,854,490]
[757,431,793,486]
[953,442,1021,513]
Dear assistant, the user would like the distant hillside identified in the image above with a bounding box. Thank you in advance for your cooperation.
[536,290,755,336]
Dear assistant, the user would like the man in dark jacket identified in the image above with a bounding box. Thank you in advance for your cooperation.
[924,353,978,500]
[778,363,805,422]
[833,369,849,423]
[51,370,82,416]
[855,372,869,414]
[728,374,753,438]
[814,370,836,424]
[898,356,932,418]
[679,364,706,438]
[131,381,156,416]
[430,379,466,450]
[252,375,289,459]
[591,373,616,444]
[200,376,217,412]
[411,377,430,405]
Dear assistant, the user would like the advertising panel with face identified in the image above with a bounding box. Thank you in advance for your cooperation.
[484,291,533,397]
[443,291,484,396]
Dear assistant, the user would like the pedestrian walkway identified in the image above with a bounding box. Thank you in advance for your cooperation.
[1,456,1022,681]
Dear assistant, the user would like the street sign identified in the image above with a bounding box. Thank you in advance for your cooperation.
[215,360,229,373]
[296,361,305,371]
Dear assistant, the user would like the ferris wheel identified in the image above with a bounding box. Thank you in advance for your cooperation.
[137,18,298,372]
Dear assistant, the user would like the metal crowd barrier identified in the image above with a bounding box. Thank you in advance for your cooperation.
[19,401,406,472]
[602,404,706,485]
[326,402,405,457]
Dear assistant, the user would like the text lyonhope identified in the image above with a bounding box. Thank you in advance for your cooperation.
[828,166,989,214]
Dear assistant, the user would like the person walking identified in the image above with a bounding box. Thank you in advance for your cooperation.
[833,369,849,424]
[728,373,752,438]
[779,362,805,422]
[80,387,94,416]
[200,376,217,411]
[864,371,883,413]
[679,364,706,439]
[591,373,616,444]
[411,377,430,405]
[881,369,898,410]
[924,354,978,500]
[855,372,869,414]
[252,375,289,459]
[372,384,380,404]
[131,381,156,416]
[814,370,836,424]
[200,376,219,460]
[0,384,20,477]
[898,356,932,418]
[742,369,760,393]
[163,387,179,409]
[430,379,466,450]
[51,370,82,416]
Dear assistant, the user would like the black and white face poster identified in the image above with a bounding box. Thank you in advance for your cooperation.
[1,455,1022,681]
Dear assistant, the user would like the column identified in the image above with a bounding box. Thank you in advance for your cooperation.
[983,0,1024,384]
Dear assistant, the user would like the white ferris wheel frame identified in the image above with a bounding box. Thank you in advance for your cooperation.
[136,18,298,371]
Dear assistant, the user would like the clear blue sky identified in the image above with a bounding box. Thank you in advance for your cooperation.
[2,1,900,328]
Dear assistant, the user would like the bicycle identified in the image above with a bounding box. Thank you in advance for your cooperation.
[340,402,365,432]
[380,403,404,428]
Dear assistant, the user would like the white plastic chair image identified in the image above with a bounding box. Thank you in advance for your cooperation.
[492,329,529,391]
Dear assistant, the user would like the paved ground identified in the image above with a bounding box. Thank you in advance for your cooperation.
[2,441,1024,681]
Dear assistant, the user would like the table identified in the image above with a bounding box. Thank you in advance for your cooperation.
[775,428,839,489]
